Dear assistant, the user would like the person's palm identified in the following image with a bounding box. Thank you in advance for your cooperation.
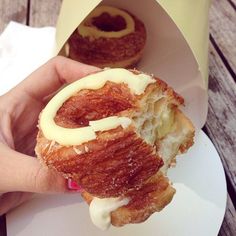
[0,57,98,215]
[10,93,45,156]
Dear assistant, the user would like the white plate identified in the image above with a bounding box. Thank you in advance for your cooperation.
[7,130,227,236]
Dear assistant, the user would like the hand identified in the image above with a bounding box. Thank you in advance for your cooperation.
[0,56,98,215]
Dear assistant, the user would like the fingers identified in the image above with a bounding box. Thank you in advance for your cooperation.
[0,143,69,193]
[11,56,99,102]
[0,192,33,216]
[0,110,14,149]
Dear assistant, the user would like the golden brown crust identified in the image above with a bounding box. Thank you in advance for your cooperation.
[54,82,137,128]
[82,173,176,226]
[68,10,146,68]
[175,110,195,153]
[35,69,194,227]
[53,76,184,129]
[35,74,184,197]
[36,126,164,198]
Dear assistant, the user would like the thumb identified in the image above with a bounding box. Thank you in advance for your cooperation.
[0,143,68,193]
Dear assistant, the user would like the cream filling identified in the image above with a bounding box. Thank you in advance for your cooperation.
[89,197,129,230]
[90,116,131,132]
[159,125,190,173]
[78,5,135,39]
[40,68,155,146]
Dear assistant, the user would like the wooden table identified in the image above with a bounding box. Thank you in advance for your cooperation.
[0,0,235,235]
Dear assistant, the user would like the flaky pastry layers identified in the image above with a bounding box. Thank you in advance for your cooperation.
[35,69,194,228]
[66,5,146,68]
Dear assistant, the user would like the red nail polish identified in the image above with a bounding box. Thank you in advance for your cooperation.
[68,179,82,191]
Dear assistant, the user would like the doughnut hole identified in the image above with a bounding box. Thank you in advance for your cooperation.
[91,13,126,32]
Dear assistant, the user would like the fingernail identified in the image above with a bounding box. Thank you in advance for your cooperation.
[68,179,82,192]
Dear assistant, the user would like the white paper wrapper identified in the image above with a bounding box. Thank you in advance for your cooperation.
[55,0,209,130]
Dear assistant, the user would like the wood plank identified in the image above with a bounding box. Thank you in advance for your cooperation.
[206,43,236,199]
[218,195,236,236]
[227,0,236,9]
[210,0,236,77]
[0,0,28,33]
[29,0,62,27]
[0,215,6,236]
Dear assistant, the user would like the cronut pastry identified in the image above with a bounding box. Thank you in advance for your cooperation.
[65,5,146,68]
[35,68,194,228]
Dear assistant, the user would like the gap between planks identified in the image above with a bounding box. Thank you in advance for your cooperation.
[28,0,62,27]
[210,35,236,82]
[26,0,30,25]
[218,194,236,236]
[0,215,6,236]
[227,0,236,10]
[210,0,236,79]
[206,42,236,209]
